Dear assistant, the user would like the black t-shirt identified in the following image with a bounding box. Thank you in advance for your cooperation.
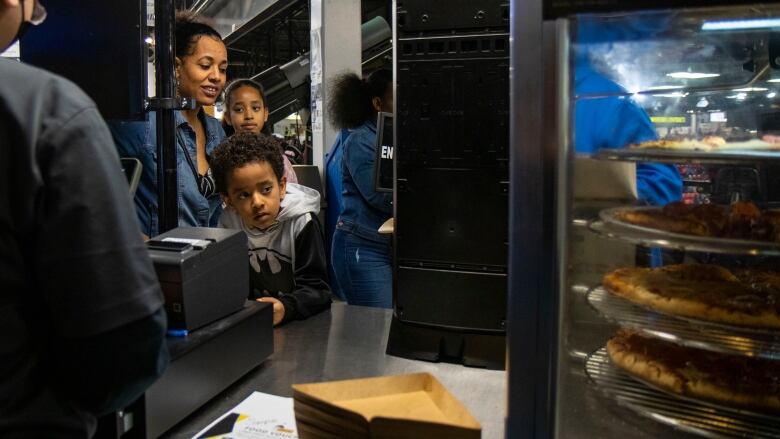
[0,59,164,436]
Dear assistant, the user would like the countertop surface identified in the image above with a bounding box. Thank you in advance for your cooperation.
[161,302,507,438]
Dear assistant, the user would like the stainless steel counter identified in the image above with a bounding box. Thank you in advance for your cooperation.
[160,302,507,439]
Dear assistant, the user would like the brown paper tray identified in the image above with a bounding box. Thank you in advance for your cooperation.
[292,372,481,439]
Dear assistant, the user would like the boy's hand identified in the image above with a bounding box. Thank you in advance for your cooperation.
[257,297,285,326]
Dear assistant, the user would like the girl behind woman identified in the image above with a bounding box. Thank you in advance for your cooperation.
[328,69,393,307]
[110,12,228,237]
[221,78,298,184]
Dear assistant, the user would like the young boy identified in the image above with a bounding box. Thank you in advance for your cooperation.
[211,132,331,325]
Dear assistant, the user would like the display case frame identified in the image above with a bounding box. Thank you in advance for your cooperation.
[507,2,780,438]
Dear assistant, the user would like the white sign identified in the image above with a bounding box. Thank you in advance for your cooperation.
[710,111,727,122]
[146,0,155,26]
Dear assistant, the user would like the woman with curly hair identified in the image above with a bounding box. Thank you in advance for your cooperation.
[326,69,393,307]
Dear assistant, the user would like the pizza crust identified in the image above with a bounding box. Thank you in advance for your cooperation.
[606,336,685,394]
[603,265,780,329]
[628,136,780,151]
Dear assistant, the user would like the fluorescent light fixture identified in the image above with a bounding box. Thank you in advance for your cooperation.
[696,98,709,108]
[653,92,688,98]
[769,79,780,83]
[733,87,768,92]
[702,18,780,31]
[768,92,777,98]
[667,72,720,79]
[645,85,685,91]
[725,93,748,99]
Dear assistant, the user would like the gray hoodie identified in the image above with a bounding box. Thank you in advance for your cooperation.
[219,183,331,323]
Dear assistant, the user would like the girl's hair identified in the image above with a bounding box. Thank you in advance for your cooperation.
[221,79,268,136]
[327,69,392,129]
[175,11,223,59]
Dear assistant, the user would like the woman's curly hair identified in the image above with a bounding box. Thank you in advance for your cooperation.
[327,69,392,129]
[210,132,285,195]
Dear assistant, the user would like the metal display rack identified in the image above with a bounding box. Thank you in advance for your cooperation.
[587,287,780,359]
[586,348,780,439]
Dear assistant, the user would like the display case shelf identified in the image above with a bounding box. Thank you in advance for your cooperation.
[588,207,780,256]
[586,348,780,439]
[587,287,780,360]
[594,147,780,165]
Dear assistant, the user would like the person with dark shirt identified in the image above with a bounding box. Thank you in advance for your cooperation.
[0,2,168,437]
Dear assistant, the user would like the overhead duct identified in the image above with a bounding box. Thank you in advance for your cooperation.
[252,16,391,126]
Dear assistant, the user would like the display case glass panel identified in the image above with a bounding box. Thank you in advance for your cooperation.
[556,5,780,438]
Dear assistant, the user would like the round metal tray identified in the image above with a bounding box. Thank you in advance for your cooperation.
[594,146,780,165]
[587,287,780,359]
[589,206,780,256]
[586,348,780,439]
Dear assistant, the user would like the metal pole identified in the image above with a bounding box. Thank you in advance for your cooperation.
[154,0,179,233]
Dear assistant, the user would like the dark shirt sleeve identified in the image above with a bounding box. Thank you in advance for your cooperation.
[278,214,332,324]
[35,107,167,410]
[343,130,393,215]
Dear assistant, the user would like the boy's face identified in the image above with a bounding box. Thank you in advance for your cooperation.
[223,161,286,230]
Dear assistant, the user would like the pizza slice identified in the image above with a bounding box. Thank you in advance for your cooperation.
[602,264,780,329]
[607,329,780,413]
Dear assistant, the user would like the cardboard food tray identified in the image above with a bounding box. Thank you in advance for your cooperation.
[294,401,368,437]
[292,372,481,439]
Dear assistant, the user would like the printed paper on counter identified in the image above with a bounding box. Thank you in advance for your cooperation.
[191,391,297,439]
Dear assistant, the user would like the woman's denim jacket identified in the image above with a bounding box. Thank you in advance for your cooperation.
[109,110,226,237]
[337,119,393,244]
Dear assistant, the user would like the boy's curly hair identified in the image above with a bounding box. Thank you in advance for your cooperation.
[211,132,285,195]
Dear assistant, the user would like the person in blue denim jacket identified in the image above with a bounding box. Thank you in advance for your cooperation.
[110,12,227,237]
[327,69,394,307]
[324,127,349,301]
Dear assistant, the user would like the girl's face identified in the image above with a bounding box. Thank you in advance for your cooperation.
[176,36,228,107]
[226,85,268,134]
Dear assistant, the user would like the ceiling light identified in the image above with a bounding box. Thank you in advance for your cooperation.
[645,85,685,91]
[769,79,780,83]
[652,92,688,98]
[702,18,780,31]
[726,93,748,99]
[667,72,720,79]
[696,98,709,108]
[768,92,777,98]
[733,87,768,92]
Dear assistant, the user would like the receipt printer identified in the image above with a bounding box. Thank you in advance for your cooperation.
[147,227,248,331]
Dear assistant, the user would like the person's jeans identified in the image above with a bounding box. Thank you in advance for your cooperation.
[331,229,392,308]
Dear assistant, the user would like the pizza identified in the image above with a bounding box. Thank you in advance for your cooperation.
[613,201,780,243]
[607,329,780,413]
[602,264,780,329]
[629,136,780,151]
[629,136,726,151]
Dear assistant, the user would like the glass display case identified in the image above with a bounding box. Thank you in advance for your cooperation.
[507,3,780,438]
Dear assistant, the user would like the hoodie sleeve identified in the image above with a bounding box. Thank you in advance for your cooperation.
[278,213,332,323]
